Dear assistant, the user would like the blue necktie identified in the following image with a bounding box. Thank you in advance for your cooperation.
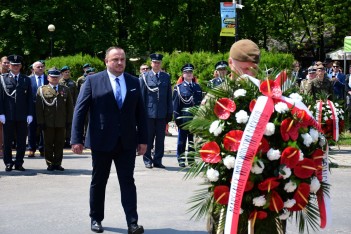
[115,77,123,109]
[38,76,42,87]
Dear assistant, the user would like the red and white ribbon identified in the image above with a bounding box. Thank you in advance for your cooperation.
[327,100,339,141]
[224,96,274,234]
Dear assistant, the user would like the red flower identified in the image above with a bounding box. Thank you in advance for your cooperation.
[245,180,254,192]
[257,137,269,154]
[292,109,312,128]
[311,149,324,181]
[214,98,236,120]
[258,177,280,192]
[280,118,299,141]
[339,120,345,133]
[269,191,284,213]
[281,147,300,168]
[249,210,267,227]
[223,130,243,152]
[259,79,282,98]
[294,158,316,179]
[249,99,256,112]
[288,183,310,211]
[199,142,221,163]
[213,185,230,205]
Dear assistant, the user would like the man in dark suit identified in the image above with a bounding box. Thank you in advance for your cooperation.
[71,47,147,234]
[28,61,48,157]
[139,53,173,169]
[0,55,33,171]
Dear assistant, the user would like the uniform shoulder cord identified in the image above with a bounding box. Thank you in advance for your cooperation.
[142,73,159,93]
[176,85,193,104]
[0,74,16,98]
[39,86,57,107]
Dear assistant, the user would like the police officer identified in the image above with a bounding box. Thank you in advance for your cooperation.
[59,65,77,148]
[207,60,229,88]
[36,68,73,171]
[0,55,33,171]
[140,53,173,168]
[173,64,202,167]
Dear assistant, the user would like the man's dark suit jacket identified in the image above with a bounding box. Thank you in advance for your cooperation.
[29,74,48,103]
[71,70,148,152]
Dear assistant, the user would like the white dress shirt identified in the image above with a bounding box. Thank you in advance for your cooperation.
[107,70,126,103]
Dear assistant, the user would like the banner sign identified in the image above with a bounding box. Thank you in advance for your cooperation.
[220,2,236,37]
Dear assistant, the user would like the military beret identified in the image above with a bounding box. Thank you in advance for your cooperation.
[229,39,260,64]
[181,63,194,72]
[60,65,70,72]
[215,60,228,70]
[48,68,61,77]
[83,63,91,68]
[8,54,23,65]
[150,53,163,61]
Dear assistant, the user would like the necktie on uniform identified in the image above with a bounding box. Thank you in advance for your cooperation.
[14,75,18,84]
[115,77,123,109]
[156,73,159,79]
[38,76,42,87]
[54,86,58,93]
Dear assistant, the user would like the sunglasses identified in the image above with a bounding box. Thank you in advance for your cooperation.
[141,67,149,70]
[333,66,339,68]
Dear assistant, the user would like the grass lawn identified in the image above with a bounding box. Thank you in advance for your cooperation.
[338,131,351,146]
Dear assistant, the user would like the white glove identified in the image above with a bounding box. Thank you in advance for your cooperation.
[0,115,5,124]
[27,115,33,124]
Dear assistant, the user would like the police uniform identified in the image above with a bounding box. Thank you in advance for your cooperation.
[0,55,33,171]
[139,53,173,168]
[36,68,73,170]
[59,66,77,147]
[173,64,202,167]
[207,60,228,88]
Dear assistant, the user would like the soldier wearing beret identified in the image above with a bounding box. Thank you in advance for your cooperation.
[36,68,73,171]
[140,53,173,169]
[76,63,92,92]
[0,55,33,171]
[306,64,333,100]
[59,65,77,148]
[173,64,203,167]
[77,67,96,93]
[207,60,229,88]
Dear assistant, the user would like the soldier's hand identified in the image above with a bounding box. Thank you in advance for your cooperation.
[137,144,147,156]
[72,144,84,154]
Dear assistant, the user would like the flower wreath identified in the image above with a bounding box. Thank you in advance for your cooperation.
[183,71,331,234]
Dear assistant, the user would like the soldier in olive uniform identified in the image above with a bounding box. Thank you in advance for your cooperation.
[0,55,33,171]
[76,67,95,93]
[306,64,334,100]
[299,66,317,95]
[173,64,203,167]
[36,68,73,171]
[59,65,77,148]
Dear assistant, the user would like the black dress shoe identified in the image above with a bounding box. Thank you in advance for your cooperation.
[179,162,186,167]
[153,163,166,168]
[14,165,25,171]
[128,223,144,234]
[55,165,65,171]
[91,220,104,233]
[145,163,153,169]
[5,164,12,172]
[47,165,54,171]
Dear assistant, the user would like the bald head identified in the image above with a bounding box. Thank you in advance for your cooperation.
[33,61,44,76]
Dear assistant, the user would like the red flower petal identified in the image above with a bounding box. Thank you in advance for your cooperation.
[200,142,221,163]
[311,149,324,165]
[245,180,254,192]
[294,158,316,179]
[260,79,282,98]
[288,183,310,211]
[213,185,230,205]
[257,137,269,154]
[269,191,284,213]
[280,118,299,141]
[223,130,243,152]
[249,99,256,112]
[249,210,268,220]
[214,98,236,120]
[258,177,280,192]
[281,147,300,168]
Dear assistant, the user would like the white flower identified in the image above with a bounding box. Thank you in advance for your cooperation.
[267,148,281,161]
[235,110,249,124]
[340,115,344,120]
[252,195,266,207]
[274,102,289,113]
[323,116,328,121]
[279,166,291,179]
[233,89,247,98]
[206,168,219,182]
[240,208,243,214]
[299,150,304,161]
[335,103,339,107]
[309,128,319,142]
[301,133,313,147]
[310,177,321,193]
[289,93,303,102]
[209,120,224,136]
[251,160,264,174]
[264,122,275,136]
[279,210,290,220]
[284,199,296,208]
[223,155,236,169]
[284,181,297,193]
[319,134,326,147]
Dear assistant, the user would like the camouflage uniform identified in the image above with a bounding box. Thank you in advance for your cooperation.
[307,75,333,99]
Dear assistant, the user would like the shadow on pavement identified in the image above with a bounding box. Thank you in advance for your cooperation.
[0,168,92,177]
[105,227,207,234]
